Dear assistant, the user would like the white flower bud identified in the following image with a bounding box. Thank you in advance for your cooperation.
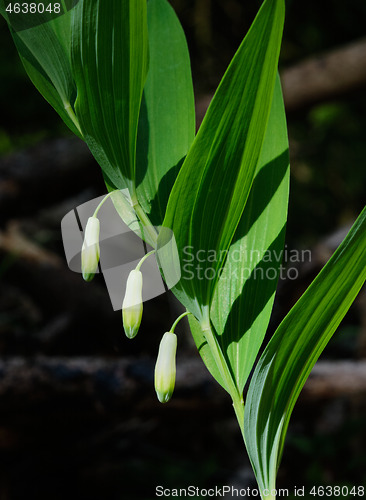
[154,332,177,403]
[122,269,143,339]
[81,216,100,282]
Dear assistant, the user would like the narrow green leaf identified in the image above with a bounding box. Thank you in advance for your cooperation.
[71,0,149,191]
[158,0,285,321]
[209,76,289,394]
[135,0,195,228]
[0,5,81,136]
[244,207,366,494]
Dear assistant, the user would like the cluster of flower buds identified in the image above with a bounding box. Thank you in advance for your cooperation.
[80,193,147,341]
[121,260,184,403]
[80,193,187,404]
[121,259,180,403]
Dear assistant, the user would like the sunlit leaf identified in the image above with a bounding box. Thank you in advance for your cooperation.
[209,76,289,394]
[158,0,285,322]
[244,207,366,494]
[136,0,195,228]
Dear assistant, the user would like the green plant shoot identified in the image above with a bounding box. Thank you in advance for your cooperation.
[1,0,365,498]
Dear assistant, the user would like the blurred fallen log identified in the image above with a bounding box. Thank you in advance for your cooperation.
[0,357,365,413]
[0,356,223,414]
[0,220,113,325]
[196,38,366,123]
[304,361,366,399]
[0,220,62,267]
[282,38,366,112]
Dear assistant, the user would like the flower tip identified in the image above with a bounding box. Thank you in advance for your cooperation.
[123,320,139,340]
[156,390,172,404]
[82,271,96,282]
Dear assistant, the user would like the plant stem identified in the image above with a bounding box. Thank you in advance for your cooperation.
[201,309,245,442]
[63,100,83,137]
[135,250,156,271]
[131,197,158,248]
[201,324,233,395]
[170,311,192,333]
[232,394,245,441]
[201,314,242,395]
[93,191,114,217]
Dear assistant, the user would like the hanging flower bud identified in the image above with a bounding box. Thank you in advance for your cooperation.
[154,332,177,403]
[122,269,143,339]
[81,216,100,282]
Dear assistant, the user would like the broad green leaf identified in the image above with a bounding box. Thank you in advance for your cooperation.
[209,76,289,394]
[158,0,285,322]
[135,0,195,228]
[189,76,289,393]
[71,0,149,191]
[0,4,81,136]
[244,207,366,495]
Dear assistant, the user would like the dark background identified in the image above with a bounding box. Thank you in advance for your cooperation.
[0,0,366,498]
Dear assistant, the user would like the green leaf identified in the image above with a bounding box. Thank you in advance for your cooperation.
[135,0,195,228]
[0,4,81,136]
[209,76,289,394]
[188,314,227,391]
[71,0,149,191]
[244,207,366,495]
[189,76,289,394]
[158,0,285,322]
